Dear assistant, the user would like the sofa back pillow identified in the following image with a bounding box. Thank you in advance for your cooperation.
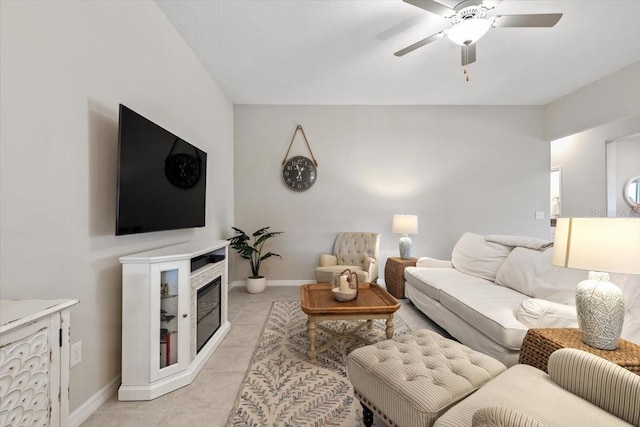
[451,232,513,282]
[495,247,585,304]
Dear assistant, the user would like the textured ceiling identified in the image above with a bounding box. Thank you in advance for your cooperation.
[157,0,640,105]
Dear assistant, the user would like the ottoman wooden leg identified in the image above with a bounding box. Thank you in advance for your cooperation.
[362,402,374,427]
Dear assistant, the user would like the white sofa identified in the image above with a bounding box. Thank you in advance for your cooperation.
[404,232,640,366]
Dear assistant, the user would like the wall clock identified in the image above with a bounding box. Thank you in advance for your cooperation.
[165,137,201,189]
[165,153,201,188]
[281,125,319,192]
[282,155,317,192]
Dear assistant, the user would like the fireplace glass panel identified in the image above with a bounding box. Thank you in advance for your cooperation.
[197,277,221,352]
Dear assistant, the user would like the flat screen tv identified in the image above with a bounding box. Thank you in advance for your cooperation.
[116,104,207,235]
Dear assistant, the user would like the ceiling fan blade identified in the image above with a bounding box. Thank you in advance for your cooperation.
[461,43,476,66]
[403,0,454,18]
[394,32,444,57]
[482,0,503,9]
[494,13,563,28]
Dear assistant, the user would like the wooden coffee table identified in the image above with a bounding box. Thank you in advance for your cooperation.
[300,283,400,363]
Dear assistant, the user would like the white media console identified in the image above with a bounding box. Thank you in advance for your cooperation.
[118,240,230,401]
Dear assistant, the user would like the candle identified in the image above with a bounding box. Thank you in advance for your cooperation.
[339,275,349,292]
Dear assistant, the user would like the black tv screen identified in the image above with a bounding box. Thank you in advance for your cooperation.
[116,104,207,235]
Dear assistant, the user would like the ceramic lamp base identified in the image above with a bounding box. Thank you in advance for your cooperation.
[576,272,624,350]
[398,235,412,260]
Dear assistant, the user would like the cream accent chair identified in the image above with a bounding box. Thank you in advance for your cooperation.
[314,232,380,284]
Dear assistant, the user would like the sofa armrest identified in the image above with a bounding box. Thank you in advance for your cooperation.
[548,349,640,427]
[363,257,378,282]
[416,257,453,268]
[472,406,546,427]
[319,254,338,267]
[515,298,578,328]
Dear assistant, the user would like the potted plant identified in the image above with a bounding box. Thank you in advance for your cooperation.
[228,226,283,293]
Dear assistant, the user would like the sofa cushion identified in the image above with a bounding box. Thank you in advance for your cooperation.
[438,282,529,349]
[451,233,513,282]
[495,247,584,304]
[515,298,578,328]
[404,267,493,301]
[315,265,369,284]
[434,364,630,427]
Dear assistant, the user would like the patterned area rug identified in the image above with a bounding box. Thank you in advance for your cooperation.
[226,301,411,427]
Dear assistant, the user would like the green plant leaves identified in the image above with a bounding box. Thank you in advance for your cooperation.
[228,226,283,277]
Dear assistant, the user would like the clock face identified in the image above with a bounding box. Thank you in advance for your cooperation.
[282,156,317,192]
[165,153,201,189]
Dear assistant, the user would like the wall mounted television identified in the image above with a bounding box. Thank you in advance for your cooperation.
[116,104,207,235]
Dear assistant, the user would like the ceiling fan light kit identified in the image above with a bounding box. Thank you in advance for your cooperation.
[446,16,493,46]
[445,6,493,46]
[397,0,563,80]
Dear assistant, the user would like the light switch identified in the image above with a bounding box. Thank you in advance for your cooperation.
[535,211,545,220]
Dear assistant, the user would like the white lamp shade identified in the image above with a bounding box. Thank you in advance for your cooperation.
[392,214,419,235]
[552,218,640,275]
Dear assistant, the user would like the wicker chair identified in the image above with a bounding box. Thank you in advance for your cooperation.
[314,232,380,284]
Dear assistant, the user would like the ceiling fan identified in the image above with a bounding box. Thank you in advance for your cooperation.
[395,0,562,79]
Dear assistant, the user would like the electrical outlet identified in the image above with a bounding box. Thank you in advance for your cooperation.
[535,211,545,220]
[70,341,82,368]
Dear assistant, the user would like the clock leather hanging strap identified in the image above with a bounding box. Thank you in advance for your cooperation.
[166,137,201,163]
[282,125,319,167]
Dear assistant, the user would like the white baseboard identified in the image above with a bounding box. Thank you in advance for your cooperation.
[230,279,385,288]
[266,279,316,286]
[69,375,120,427]
[229,279,315,289]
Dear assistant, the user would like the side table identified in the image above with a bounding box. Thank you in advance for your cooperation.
[384,257,417,299]
[519,328,640,374]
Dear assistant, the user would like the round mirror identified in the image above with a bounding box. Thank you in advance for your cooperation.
[623,175,640,210]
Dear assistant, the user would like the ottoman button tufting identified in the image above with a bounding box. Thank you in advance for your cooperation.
[347,329,506,427]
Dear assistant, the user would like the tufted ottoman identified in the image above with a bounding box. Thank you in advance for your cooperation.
[346,330,507,427]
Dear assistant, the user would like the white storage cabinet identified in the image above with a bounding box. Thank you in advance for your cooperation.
[118,240,230,401]
[0,299,79,427]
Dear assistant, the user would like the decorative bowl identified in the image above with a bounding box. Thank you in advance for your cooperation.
[332,287,357,302]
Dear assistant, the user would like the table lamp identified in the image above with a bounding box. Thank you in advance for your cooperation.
[392,214,419,260]
[552,218,640,350]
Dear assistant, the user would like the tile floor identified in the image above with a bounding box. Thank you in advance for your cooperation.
[81,285,447,427]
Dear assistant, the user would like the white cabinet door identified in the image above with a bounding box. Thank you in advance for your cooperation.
[0,316,62,427]
[150,260,190,382]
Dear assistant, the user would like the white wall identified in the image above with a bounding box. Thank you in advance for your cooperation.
[614,135,640,216]
[0,0,234,415]
[545,61,640,141]
[550,115,640,217]
[233,105,549,282]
